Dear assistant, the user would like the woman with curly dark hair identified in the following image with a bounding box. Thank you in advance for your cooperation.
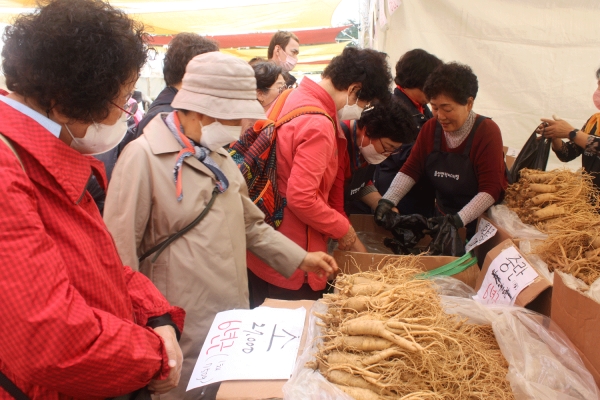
[0,0,184,398]
[340,99,418,215]
[375,62,507,239]
[247,46,393,306]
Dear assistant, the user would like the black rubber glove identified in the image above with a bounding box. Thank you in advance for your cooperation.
[374,199,395,225]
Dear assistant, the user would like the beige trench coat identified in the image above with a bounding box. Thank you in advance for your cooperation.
[104,115,306,399]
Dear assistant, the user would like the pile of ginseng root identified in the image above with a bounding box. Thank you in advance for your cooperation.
[307,257,513,400]
[505,168,600,285]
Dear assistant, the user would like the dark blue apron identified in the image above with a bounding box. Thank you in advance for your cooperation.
[425,115,487,238]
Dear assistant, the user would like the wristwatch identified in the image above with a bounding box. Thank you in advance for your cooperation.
[569,129,579,141]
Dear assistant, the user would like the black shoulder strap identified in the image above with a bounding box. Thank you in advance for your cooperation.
[0,370,29,400]
[463,115,488,155]
[433,121,443,151]
[138,186,219,263]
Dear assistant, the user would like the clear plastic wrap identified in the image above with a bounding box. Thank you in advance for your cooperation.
[283,276,600,400]
[488,205,548,240]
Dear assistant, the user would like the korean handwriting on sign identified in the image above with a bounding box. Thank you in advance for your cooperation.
[242,322,265,354]
[491,269,513,300]
[206,320,241,355]
[499,254,529,290]
[267,324,299,351]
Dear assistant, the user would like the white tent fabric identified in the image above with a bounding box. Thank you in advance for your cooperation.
[369,0,600,170]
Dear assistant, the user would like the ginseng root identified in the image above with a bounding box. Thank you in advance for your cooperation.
[340,319,423,352]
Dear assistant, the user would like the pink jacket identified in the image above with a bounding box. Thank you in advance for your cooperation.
[247,77,349,290]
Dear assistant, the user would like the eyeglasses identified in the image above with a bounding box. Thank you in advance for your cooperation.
[111,92,136,120]
[378,138,401,156]
[268,85,288,94]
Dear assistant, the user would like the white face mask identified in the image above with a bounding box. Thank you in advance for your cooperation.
[199,120,241,151]
[358,136,388,164]
[337,94,364,121]
[65,112,128,155]
[279,48,297,72]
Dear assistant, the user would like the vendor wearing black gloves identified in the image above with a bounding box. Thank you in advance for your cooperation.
[340,99,418,215]
[375,62,507,238]
[538,67,600,191]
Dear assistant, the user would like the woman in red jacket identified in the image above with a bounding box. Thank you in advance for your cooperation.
[375,62,507,238]
[247,47,393,307]
[0,1,184,398]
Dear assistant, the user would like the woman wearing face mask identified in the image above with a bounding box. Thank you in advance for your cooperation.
[375,63,507,239]
[103,51,337,400]
[0,0,186,398]
[246,47,393,308]
[537,67,600,191]
[340,99,418,215]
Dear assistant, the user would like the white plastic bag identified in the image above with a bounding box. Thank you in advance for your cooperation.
[488,205,547,240]
[284,277,600,400]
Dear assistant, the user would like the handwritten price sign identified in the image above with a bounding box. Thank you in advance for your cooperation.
[475,246,538,306]
[465,218,498,253]
[187,307,306,391]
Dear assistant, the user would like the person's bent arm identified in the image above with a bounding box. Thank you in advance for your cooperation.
[539,117,583,161]
[0,151,175,398]
[456,192,496,226]
[240,172,337,279]
[382,173,416,205]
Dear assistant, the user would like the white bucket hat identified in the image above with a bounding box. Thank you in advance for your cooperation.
[171,52,266,120]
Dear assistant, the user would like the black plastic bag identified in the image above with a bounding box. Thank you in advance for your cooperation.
[383,237,422,255]
[509,128,551,183]
[379,212,429,255]
[426,215,466,257]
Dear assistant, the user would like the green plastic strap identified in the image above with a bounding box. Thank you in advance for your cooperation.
[415,252,478,279]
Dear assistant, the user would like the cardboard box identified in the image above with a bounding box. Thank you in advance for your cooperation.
[473,214,516,269]
[349,214,432,249]
[551,273,600,389]
[216,298,314,400]
[333,250,480,289]
[475,239,552,311]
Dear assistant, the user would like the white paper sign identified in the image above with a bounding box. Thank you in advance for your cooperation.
[388,0,402,15]
[475,246,539,306]
[506,147,519,158]
[187,307,306,391]
[465,218,498,253]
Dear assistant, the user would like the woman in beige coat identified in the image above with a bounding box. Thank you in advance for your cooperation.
[103,52,336,400]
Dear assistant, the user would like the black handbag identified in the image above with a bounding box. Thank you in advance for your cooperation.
[509,126,552,183]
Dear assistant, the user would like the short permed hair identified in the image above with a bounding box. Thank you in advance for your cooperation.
[163,33,219,86]
[394,49,442,89]
[267,31,299,59]
[323,47,392,102]
[252,61,283,93]
[2,0,147,123]
[357,98,418,143]
[423,62,478,105]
